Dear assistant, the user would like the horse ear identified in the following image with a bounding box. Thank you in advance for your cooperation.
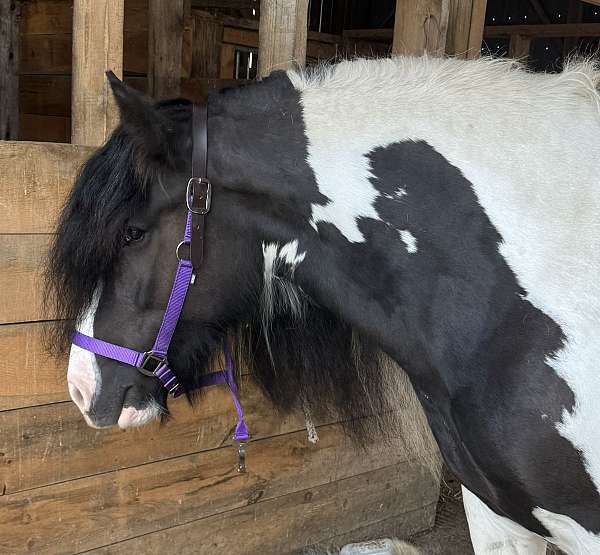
[106,71,171,161]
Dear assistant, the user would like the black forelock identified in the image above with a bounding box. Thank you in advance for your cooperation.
[44,99,193,354]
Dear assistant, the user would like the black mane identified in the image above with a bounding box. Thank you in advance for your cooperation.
[45,99,192,353]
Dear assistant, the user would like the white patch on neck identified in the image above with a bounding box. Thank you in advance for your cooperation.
[67,288,103,415]
[533,507,600,553]
[399,230,418,253]
[261,241,306,362]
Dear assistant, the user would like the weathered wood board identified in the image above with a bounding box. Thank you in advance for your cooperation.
[91,464,437,555]
[0,141,94,234]
[0,322,67,411]
[0,421,436,554]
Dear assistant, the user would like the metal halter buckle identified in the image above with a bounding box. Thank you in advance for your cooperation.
[139,352,168,377]
[186,177,212,215]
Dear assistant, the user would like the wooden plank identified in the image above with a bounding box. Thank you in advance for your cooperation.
[19,31,146,76]
[583,0,600,6]
[446,0,487,59]
[0,0,20,140]
[0,376,322,493]
[19,33,72,75]
[71,0,124,146]
[484,23,600,39]
[148,0,185,99]
[0,322,68,411]
[192,0,257,8]
[0,141,94,234]
[343,28,393,41]
[223,25,258,47]
[509,34,532,60]
[258,0,310,78]
[220,42,237,78]
[90,465,438,555]
[20,75,147,118]
[466,0,487,59]
[20,0,73,35]
[19,113,70,143]
[392,0,450,56]
[192,11,223,78]
[0,235,51,324]
[0,421,426,554]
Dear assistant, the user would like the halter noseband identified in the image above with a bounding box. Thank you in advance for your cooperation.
[71,103,249,461]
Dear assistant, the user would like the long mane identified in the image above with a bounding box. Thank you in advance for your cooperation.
[44,99,191,353]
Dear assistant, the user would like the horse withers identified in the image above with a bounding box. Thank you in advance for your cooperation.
[46,56,600,554]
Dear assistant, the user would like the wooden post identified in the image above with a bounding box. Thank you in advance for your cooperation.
[258,0,309,78]
[0,0,20,140]
[148,0,185,99]
[71,0,124,147]
[509,33,532,60]
[192,11,223,79]
[392,0,450,57]
[446,0,487,59]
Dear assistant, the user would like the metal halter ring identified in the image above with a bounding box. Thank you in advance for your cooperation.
[186,177,212,215]
[176,240,191,261]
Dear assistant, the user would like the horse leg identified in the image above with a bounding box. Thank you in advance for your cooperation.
[462,487,547,554]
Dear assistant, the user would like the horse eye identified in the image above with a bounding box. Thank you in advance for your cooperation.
[124,226,145,245]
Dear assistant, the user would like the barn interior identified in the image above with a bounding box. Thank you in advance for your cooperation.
[0,1,598,554]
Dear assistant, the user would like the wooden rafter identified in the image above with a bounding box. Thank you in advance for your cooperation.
[485,22,600,38]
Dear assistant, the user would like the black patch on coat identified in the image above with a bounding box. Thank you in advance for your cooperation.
[351,140,600,535]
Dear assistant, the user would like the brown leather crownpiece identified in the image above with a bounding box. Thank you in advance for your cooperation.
[190,103,209,270]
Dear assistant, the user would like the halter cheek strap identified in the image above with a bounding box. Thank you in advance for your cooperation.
[71,102,249,447]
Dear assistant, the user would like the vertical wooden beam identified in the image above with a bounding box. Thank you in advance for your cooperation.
[0,0,20,140]
[192,11,223,78]
[446,0,487,59]
[392,0,450,57]
[509,33,532,60]
[148,0,185,99]
[71,0,124,146]
[258,0,309,78]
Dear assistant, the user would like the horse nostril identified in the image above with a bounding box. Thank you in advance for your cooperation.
[68,381,87,412]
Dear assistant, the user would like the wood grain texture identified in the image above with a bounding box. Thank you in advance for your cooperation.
[484,23,600,38]
[148,0,184,99]
[0,141,93,234]
[0,421,430,554]
[393,0,450,56]
[445,0,487,59]
[71,0,124,146]
[0,376,322,493]
[19,113,71,142]
[509,34,532,60]
[192,11,223,79]
[90,464,438,555]
[0,322,68,411]
[0,234,51,324]
[0,0,20,140]
[258,0,310,78]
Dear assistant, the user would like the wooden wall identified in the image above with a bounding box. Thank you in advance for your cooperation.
[0,141,439,553]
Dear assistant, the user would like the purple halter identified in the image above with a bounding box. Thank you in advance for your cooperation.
[71,102,249,465]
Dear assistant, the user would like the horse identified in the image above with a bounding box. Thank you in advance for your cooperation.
[45,55,600,554]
